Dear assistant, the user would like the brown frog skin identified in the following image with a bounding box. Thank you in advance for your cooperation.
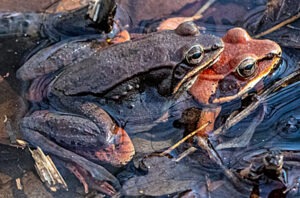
[17,22,223,195]
[187,28,282,140]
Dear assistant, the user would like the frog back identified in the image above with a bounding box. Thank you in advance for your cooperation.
[53,31,194,96]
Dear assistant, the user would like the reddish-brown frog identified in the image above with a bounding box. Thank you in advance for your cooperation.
[187,28,281,141]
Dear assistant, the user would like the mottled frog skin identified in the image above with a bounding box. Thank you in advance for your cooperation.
[17,22,223,195]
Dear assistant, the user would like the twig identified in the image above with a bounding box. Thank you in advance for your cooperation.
[193,0,216,19]
[173,146,197,162]
[42,0,61,11]
[157,0,216,31]
[15,178,23,190]
[16,139,28,148]
[254,12,300,38]
[29,147,68,191]
[88,0,102,22]
[215,104,266,150]
[5,120,17,144]
[160,122,210,156]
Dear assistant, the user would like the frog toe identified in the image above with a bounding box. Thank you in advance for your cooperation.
[67,163,117,196]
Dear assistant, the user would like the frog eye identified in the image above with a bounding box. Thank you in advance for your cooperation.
[237,58,257,78]
[185,45,203,65]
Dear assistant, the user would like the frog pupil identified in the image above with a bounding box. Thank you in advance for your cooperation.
[237,59,256,78]
[186,45,203,65]
[192,52,202,59]
[244,63,254,71]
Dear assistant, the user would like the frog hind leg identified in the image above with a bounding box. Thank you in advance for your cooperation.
[20,126,120,195]
[21,109,135,166]
[74,102,136,166]
[19,109,134,194]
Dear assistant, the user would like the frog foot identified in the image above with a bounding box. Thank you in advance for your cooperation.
[67,163,116,195]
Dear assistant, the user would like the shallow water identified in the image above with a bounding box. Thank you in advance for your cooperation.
[0,0,300,197]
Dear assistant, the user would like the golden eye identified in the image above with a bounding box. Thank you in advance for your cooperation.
[185,45,203,65]
[237,58,257,78]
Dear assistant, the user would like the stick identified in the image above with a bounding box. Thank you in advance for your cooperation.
[254,12,300,38]
[193,0,217,19]
[160,122,210,156]
[174,146,197,162]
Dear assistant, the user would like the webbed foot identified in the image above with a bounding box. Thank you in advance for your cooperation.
[67,163,116,195]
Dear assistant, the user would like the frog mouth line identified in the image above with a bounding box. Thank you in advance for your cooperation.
[267,54,282,76]
[172,54,221,95]
[211,54,282,104]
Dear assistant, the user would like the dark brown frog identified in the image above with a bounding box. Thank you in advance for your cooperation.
[17,22,224,195]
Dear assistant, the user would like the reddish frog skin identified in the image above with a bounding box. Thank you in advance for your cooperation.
[188,28,282,136]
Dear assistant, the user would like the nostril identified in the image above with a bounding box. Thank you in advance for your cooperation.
[265,51,282,59]
[266,53,275,59]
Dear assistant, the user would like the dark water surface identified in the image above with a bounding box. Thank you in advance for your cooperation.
[0,0,300,197]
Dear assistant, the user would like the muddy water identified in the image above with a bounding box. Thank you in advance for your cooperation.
[0,0,300,197]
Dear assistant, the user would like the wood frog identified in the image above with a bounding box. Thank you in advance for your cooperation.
[17,22,224,195]
[187,27,282,143]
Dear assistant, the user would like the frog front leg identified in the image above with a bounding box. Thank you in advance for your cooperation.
[195,106,222,137]
[20,109,134,194]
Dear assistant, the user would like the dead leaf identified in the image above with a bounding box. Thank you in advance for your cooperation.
[242,0,300,48]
